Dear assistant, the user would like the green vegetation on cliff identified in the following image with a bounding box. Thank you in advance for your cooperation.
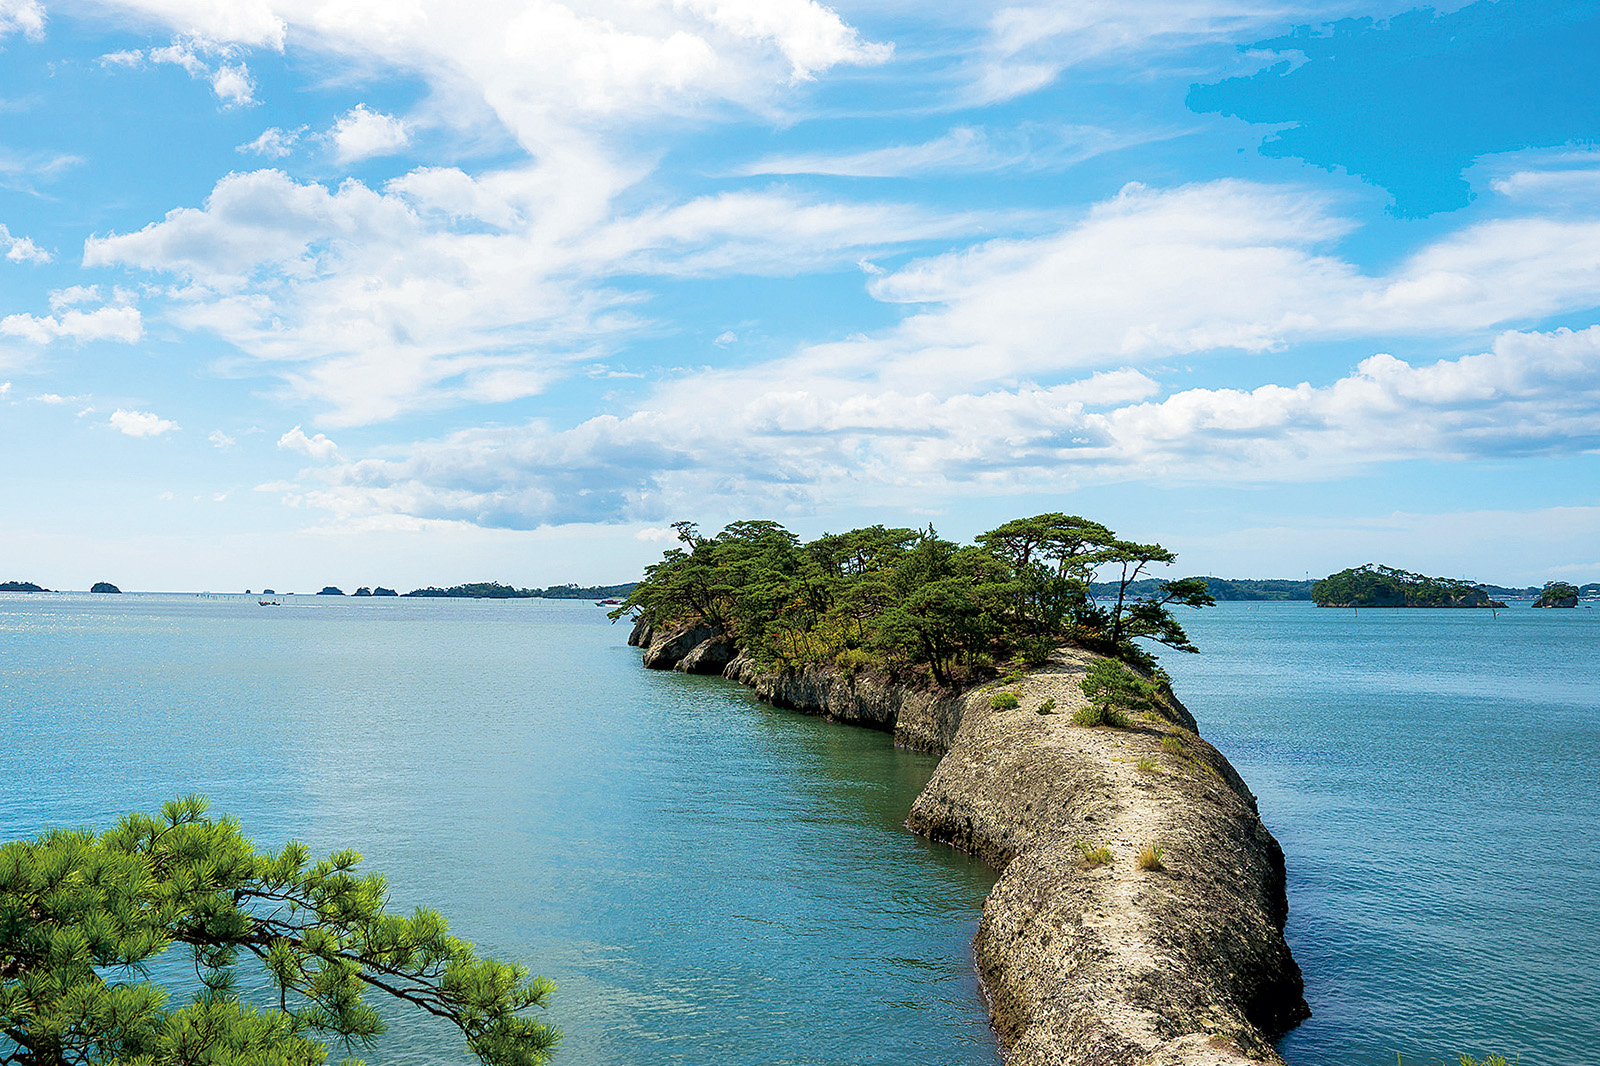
[616,514,1213,683]
[1312,564,1505,608]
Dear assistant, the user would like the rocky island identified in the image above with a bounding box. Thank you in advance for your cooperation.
[90,581,122,594]
[0,580,49,593]
[619,516,1307,1065]
[1312,564,1505,608]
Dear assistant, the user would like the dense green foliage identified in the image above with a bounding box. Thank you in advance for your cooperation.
[0,798,558,1066]
[615,514,1213,682]
[1076,659,1161,727]
[1533,581,1580,608]
[1311,564,1503,608]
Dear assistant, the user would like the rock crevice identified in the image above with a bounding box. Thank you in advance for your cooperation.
[630,620,1308,1065]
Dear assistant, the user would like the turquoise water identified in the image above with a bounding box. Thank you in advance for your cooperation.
[1164,602,1600,1066]
[0,593,999,1066]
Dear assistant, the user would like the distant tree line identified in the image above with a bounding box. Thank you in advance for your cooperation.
[400,581,637,599]
[1089,576,1316,601]
[615,514,1215,684]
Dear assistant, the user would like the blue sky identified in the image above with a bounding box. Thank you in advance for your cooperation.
[2,0,1599,591]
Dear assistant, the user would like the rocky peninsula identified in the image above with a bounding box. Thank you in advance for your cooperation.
[629,618,1308,1066]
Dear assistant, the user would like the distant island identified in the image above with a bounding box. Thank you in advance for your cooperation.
[0,581,49,593]
[1312,564,1504,608]
[401,581,636,599]
[1533,582,1580,608]
[90,582,122,594]
[318,586,345,596]
[1090,576,1314,601]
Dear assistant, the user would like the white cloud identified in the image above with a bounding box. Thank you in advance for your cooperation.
[106,38,259,106]
[49,285,101,309]
[210,63,256,107]
[209,430,237,448]
[280,324,1600,529]
[0,0,44,39]
[33,392,64,403]
[238,126,304,157]
[278,424,340,461]
[736,124,1172,178]
[327,105,410,163]
[0,223,50,263]
[86,167,996,424]
[0,380,9,395]
[966,1,1338,103]
[714,330,737,346]
[0,305,143,345]
[110,408,180,437]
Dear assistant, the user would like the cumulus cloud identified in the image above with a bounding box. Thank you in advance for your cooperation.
[278,424,340,461]
[0,0,44,39]
[0,223,50,263]
[274,325,1600,528]
[0,305,143,345]
[105,37,258,106]
[110,408,179,437]
[327,105,410,163]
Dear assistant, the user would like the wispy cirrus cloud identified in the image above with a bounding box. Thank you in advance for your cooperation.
[734,123,1176,178]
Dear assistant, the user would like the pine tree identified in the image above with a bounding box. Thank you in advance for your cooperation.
[0,797,559,1066]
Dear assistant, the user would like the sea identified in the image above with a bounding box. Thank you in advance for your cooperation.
[2,593,1596,1065]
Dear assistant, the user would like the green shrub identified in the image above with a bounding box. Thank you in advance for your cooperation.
[834,647,876,675]
[1136,843,1165,871]
[1078,659,1159,729]
[1076,840,1113,866]
[1160,734,1184,755]
[1073,701,1127,728]
[990,691,1020,710]
[1036,697,1057,715]
[1136,755,1157,772]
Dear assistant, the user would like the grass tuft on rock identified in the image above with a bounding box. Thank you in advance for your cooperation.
[1076,840,1113,867]
[1136,843,1165,871]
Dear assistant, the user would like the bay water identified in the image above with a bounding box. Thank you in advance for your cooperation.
[4,593,1597,1065]
[0,593,998,1066]
[1164,601,1600,1066]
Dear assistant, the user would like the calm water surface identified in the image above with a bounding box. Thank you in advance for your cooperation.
[1165,601,1600,1066]
[1,593,999,1066]
[8,593,1598,1066]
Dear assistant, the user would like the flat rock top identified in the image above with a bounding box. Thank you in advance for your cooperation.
[909,649,1304,1066]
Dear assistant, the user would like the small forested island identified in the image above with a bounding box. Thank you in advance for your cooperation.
[1312,564,1505,608]
[89,581,121,593]
[317,585,345,595]
[0,580,48,593]
[621,514,1308,1066]
[1533,581,1580,608]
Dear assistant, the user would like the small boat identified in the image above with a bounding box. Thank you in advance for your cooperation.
[258,598,281,606]
[596,598,623,606]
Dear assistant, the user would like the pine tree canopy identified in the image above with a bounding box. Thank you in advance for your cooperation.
[0,797,559,1066]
